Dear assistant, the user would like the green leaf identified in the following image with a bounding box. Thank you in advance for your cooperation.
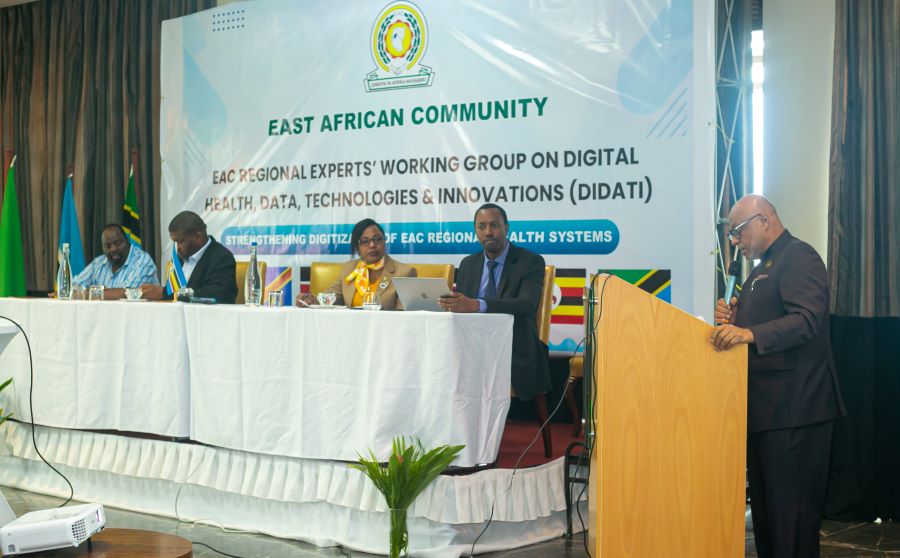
[351,436,465,511]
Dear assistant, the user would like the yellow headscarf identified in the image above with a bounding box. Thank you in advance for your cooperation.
[344,257,385,298]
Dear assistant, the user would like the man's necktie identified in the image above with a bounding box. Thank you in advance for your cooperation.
[484,260,498,299]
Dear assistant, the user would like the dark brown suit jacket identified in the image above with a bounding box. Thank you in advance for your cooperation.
[734,230,845,433]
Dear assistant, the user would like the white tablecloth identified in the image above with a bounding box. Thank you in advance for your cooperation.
[184,306,513,466]
[0,298,191,437]
[0,299,513,466]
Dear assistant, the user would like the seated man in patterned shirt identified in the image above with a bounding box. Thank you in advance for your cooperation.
[73,224,159,299]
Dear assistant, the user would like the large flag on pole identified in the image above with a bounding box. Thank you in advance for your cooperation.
[58,173,86,276]
[122,164,142,247]
[0,156,26,296]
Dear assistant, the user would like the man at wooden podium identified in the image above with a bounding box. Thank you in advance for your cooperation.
[711,194,845,558]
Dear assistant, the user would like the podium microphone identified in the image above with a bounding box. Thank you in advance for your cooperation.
[723,249,741,303]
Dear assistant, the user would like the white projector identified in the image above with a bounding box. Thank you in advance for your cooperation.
[0,503,105,556]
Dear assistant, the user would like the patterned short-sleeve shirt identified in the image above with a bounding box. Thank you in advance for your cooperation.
[73,245,159,288]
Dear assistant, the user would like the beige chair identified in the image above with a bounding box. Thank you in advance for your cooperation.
[309,262,344,296]
[511,265,556,458]
[235,260,267,305]
[409,263,455,289]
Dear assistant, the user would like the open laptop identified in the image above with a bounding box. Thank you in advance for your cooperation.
[393,277,453,311]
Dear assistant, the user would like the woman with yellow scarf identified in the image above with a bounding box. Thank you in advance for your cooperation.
[297,219,416,309]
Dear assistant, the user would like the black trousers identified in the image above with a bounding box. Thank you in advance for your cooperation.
[747,420,834,558]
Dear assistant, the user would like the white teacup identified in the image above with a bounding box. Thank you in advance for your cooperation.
[125,287,142,301]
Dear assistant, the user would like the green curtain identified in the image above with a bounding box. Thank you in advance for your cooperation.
[0,0,215,292]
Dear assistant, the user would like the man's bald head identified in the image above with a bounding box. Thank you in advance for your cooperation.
[728,194,785,260]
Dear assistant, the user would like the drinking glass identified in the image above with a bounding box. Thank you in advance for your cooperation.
[70,285,86,300]
[176,287,194,303]
[362,291,381,311]
[125,287,142,301]
[266,290,283,307]
[317,291,337,306]
[88,285,105,301]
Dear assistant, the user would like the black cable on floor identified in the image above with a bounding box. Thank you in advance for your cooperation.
[0,315,74,507]
[190,541,250,558]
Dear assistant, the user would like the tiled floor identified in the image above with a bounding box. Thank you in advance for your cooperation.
[2,486,897,557]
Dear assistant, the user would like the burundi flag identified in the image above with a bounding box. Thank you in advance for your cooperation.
[58,174,86,276]
[164,245,188,297]
[265,266,293,306]
[122,164,142,247]
[0,156,26,297]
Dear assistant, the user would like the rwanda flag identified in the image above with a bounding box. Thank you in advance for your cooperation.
[58,174,86,276]
[122,164,142,247]
[0,156,26,297]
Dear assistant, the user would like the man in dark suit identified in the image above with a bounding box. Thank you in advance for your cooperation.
[142,211,237,304]
[711,194,845,558]
[438,203,551,401]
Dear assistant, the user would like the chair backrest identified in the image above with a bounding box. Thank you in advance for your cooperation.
[310,262,344,295]
[536,265,556,344]
[409,263,455,290]
[235,260,268,305]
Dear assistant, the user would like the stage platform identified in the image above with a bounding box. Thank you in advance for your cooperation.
[0,420,587,557]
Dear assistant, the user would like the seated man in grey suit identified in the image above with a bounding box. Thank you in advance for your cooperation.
[438,203,551,400]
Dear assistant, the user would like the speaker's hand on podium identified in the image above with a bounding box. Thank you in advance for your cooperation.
[709,324,753,351]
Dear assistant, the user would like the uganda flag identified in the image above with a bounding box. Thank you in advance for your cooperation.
[122,164,142,247]
[264,266,293,306]
[599,269,672,302]
[551,268,587,325]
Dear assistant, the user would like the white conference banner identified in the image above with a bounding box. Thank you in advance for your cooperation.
[160,0,716,352]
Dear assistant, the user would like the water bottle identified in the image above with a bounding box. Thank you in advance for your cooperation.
[56,243,73,300]
[244,242,262,306]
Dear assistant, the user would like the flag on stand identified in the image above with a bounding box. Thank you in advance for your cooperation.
[164,245,188,297]
[0,156,26,297]
[265,266,293,306]
[122,164,142,247]
[58,174,86,276]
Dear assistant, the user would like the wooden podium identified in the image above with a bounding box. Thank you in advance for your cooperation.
[586,274,747,557]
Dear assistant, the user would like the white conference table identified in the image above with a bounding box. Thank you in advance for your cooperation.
[0,298,513,466]
[0,298,191,437]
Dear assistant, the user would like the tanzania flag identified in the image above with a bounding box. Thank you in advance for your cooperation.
[265,266,293,306]
[58,174,86,276]
[0,156,26,297]
[122,165,142,247]
[599,269,672,302]
[551,268,587,325]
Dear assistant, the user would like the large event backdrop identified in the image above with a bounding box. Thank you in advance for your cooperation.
[160,0,716,349]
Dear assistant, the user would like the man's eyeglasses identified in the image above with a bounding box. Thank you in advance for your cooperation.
[357,236,385,247]
[727,213,763,242]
